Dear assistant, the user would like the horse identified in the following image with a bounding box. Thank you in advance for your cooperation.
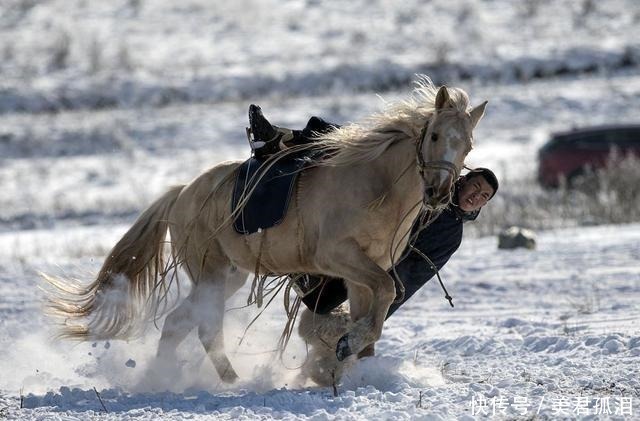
[46,76,487,384]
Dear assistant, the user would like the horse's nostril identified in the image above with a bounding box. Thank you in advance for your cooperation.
[425,187,435,197]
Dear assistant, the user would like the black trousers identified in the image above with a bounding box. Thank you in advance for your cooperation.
[300,277,348,314]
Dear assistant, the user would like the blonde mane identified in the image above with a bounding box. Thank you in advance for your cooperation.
[314,75,471,167]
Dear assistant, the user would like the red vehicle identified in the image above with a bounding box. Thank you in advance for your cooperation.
[537,125,640,188]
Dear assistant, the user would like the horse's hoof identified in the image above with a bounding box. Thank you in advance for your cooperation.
[336,334,352,361]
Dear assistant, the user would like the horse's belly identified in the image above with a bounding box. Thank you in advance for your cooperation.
[216,213,311,275]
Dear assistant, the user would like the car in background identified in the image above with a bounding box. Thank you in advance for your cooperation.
[537,125,640,188]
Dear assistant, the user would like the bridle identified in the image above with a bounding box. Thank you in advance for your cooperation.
[415,119,461,206]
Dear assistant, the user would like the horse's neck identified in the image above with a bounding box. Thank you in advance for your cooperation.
[372,136,423,204]
[364,136,423,267]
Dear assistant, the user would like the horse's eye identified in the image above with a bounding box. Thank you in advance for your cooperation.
[431,133,439,142]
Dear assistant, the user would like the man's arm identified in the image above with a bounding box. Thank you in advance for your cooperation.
[385,241,460,319]
[385,213,463,319]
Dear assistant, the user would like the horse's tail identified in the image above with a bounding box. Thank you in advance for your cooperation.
[45,185,185,341]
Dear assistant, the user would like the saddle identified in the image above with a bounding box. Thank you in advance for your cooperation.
[232,156,310,234]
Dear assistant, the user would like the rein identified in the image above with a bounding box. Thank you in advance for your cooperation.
[410,243,454,308]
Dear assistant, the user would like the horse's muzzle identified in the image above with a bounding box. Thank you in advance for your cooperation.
[422,187,452,209]
[423,179,453,209]
[423,193,450,209]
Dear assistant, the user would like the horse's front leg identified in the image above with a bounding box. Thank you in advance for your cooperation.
[346,283,377,358]
[317,239,396,361]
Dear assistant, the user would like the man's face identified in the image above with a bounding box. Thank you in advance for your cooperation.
[457,175,494,212]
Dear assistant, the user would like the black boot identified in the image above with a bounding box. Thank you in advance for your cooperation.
[248,104,295,159]
[249,105,278,143]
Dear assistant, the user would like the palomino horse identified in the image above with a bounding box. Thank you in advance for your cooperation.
[47,76,487,383]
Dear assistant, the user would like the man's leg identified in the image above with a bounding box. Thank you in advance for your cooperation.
[295,275,349,314]
[300,116,339,140]
[248,105,299,158]
[248,105,340,158]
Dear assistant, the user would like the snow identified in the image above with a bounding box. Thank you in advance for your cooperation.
[2,224,639,419]
[1,0,640,419]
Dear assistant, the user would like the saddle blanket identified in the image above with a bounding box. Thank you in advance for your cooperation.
[232,156,309,235]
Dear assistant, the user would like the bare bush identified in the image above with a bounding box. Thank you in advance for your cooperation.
[129,0,142,16]
[117,42,134,71]
[3,43,14,62]
[434,41,450,66]
[573,0,597,28]
[50,29,71,71]
[520,0,545,18]
[580,0,596,17]
[586,151,640,222]
[88,35,102,74]
[468,153,640,237]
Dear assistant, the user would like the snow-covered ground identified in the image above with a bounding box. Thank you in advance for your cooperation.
[1,224,639,419]
[2,0,640,112]
[1,0,640,419]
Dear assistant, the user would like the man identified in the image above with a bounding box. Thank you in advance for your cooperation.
[247,105,498,356]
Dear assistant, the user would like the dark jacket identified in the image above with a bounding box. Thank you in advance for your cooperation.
[386,205,463,317]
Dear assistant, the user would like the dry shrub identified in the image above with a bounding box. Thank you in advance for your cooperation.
[467,153,640,237]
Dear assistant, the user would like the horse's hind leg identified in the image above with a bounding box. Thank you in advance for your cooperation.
[157,288,199,362]
[157,268,244,383]
[148,286,200,390]
[195,268,247,383]
[195,275,236,382]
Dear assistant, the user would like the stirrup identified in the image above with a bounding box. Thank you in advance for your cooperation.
[246,127,266,150]
[249,104,278,143]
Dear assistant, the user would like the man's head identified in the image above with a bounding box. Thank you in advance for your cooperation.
[456,167,498,212]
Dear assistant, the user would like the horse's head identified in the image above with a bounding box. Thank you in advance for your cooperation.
[419,86,487,208]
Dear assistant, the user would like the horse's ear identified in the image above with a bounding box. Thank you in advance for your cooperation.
[435,86,451,110]
[469,100,488,129]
